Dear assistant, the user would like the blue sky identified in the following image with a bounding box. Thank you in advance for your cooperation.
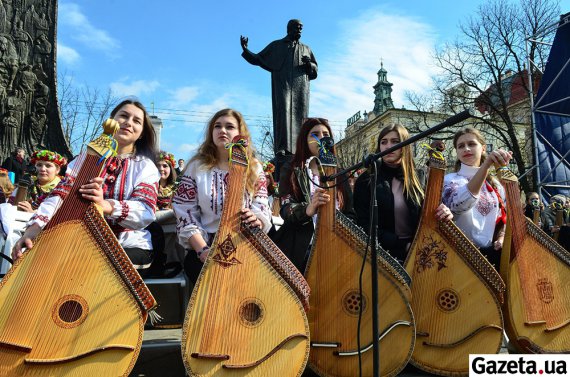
[56,0,569,159]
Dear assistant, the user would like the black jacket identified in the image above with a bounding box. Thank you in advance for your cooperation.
[353,160,425,262]
[2,156,27,184]
[270,162,356,272]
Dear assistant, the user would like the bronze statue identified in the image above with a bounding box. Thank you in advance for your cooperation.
[241,19,317,155]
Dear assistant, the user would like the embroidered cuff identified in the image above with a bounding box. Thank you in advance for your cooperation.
[108,199,130,223]
[29,214,50,228]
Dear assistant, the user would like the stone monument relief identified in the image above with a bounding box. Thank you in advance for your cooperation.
[0,0,70,158]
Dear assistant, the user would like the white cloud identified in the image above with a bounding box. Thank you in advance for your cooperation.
[179,143,199,153]
[57,42,80,64]
[110,78,160,98]
[310,9,437,138]
[170,86,200,106]
[157,82,272,158]
[59,2,119,53]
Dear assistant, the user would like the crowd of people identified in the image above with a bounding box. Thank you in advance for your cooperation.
[3,102,570,282]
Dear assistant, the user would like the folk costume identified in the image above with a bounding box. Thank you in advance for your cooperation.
[173,159,271,281]
[442,163,506,267]
[157,151,177,210]
[29,152,159,269]
[9,150,66,210]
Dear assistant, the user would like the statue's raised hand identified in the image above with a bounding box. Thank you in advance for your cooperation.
[240,35,248,51]
[301,55,311,64]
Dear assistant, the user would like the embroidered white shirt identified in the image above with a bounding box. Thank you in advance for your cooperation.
[442,163,505,248]
[172,159,271,249]
[30,153,159,250]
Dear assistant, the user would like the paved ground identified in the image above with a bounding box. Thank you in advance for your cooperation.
[131,328,509,376]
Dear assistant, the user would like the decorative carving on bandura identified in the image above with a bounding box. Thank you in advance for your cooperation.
[0,0,70,159]
[415,234,448,273]
[342,289,367,316]
[212,234,242,268]
[436,289,460,312]
[536,278,554,304]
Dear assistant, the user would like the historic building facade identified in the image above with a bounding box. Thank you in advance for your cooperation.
[336,64,531,172]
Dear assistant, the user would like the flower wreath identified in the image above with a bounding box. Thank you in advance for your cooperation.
[158,151,176,168]
[31,150,67,167]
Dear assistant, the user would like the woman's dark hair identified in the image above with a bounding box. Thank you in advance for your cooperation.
[110,99,157,160]
[286,117,348,210]
[290,117,333,170]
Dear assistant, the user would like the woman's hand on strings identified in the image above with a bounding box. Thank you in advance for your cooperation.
[306,188,330,217]
[11,223,42,260]
[79,177,113,215]
[241,208,262,228]
[435,203,453,222]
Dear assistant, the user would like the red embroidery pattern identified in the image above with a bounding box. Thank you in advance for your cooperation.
[131,182,158,210]
[476,190,495,217]
[30,214,50,224]
[117,200,129,223]
[51,176,75,200]
[256,172,268,198]
[173,176,197,203]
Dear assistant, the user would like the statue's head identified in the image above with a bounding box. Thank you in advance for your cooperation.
[287,19,303,41]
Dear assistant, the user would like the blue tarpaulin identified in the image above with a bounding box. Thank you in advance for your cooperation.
[533,12,570,197]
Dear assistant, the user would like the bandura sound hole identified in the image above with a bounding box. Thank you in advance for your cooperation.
[239,300,264,327]
[52,294,89,328]
[59,300,83,323]
[437,289,459,312]
[343,290,367,316]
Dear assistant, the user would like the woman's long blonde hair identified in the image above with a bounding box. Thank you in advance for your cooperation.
[190,109,260,194]
[377,124,424,205]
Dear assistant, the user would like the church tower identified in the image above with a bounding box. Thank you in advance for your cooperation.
[372,61,395,116]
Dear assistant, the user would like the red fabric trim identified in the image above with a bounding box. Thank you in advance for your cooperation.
[486,181,507,226]
[117,200,129,223]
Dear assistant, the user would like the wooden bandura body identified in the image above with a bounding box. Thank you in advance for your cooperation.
[499,167,570,353]
[182,138,311,377]
[305,153,415,377]
[405,151,505,376]
[0,120,156,377]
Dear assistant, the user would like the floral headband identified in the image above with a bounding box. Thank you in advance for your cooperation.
[158,151,176,168]
[0,168,8,176]
[262,161,275,174]
[31,150,67,167]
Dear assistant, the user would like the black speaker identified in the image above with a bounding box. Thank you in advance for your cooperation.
[144,274,190,329]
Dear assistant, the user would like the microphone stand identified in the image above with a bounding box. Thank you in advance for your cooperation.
[323,108,472,377]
